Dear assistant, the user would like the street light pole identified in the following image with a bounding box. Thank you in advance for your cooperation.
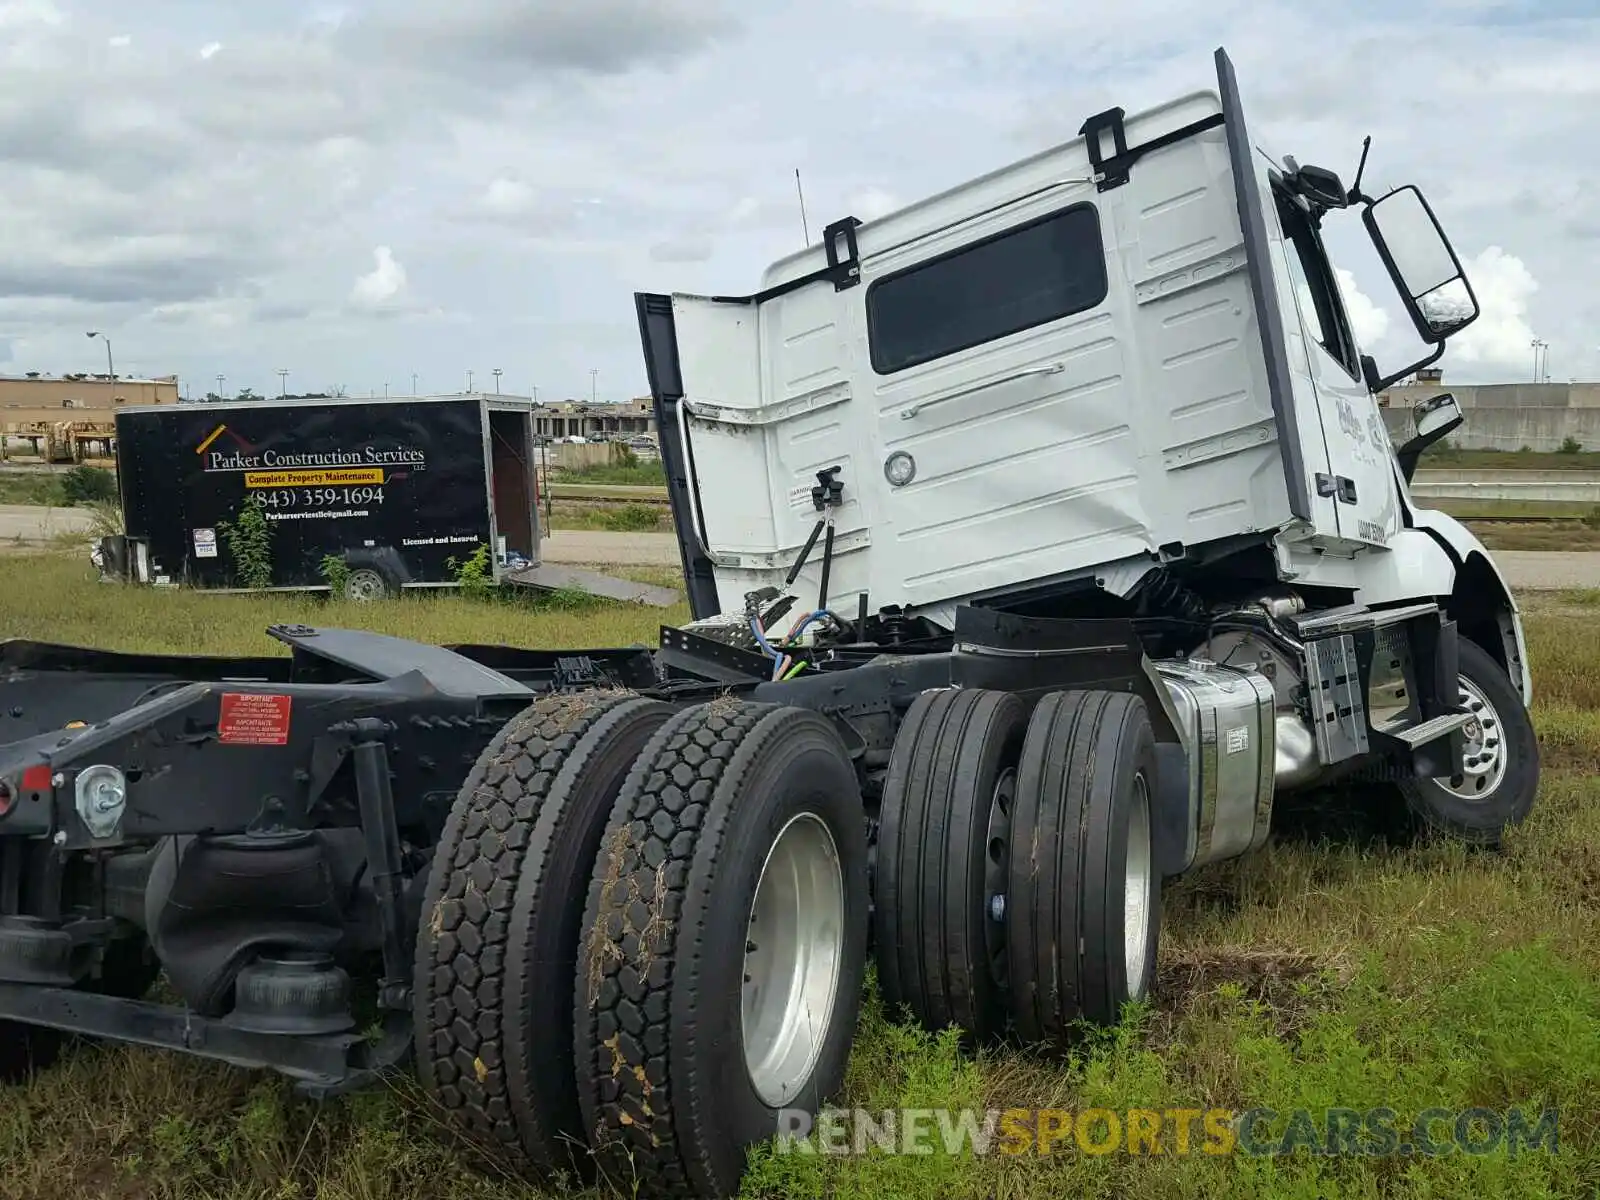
[86,331,114,388]
[277,369,288,398]
[492,368,502,394]
[590,368,598,404]
[467,369,474,393]
[412,372,418,396]
[216,374,225,398]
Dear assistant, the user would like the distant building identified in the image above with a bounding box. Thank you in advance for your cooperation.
[532,397,656,441]
[0,372,180,425]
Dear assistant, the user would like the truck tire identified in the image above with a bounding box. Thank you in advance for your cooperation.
[874,688,1028,1042]
[574,700,869,1199]
[1397,637,1539,846]
[1007,690,1161,1039]
[413,690,674,1178]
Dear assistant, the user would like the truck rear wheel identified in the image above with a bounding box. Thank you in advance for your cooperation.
[1006,690,1161,1039]
[874,688,1028,1042]
[1397,637,1539,846]
[412,690,674,1179]
[574,700,869,1199]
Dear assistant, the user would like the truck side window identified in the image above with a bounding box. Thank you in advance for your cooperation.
[866,203,1108,375]
[1273,186,1362,381]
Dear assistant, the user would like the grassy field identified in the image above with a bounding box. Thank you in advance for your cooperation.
[1419,445,1600,471]
[1,555,1599,1198]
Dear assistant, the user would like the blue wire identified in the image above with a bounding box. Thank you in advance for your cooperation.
[750,616,783,664]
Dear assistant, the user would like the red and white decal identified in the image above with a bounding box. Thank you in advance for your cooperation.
[218,692,293,746]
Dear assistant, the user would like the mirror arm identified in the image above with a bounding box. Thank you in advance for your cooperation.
[1395,398,1464,484]
[1363,343,1446,395]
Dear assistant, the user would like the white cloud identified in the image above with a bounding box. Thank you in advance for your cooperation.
[108,34,131,48]
[349,246,407,309]
[481,178,535,216]
[1442,246,1538,370]
[198,41,221,60]
[1335,267,1391,348]
[0,1,1594,398]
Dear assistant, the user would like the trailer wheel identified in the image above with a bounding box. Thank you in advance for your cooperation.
[574,700,869,1199]
[343,566,396,602]
[1397,637,1539,846]
[1006,690,1161,1040]
[874,688,1028,1042]
[413,690,674,1178]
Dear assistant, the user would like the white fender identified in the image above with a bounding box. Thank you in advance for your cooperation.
[1400,496,1534,708]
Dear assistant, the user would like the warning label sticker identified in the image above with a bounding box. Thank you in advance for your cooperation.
[218,692,292,746]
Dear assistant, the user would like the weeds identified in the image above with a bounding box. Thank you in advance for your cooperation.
[215,495,273,589]
[445,543,496,599]
[318,554,352,598]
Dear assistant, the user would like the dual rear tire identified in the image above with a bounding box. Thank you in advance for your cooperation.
[875,687,1162,1047]
[412,684,1161,1196]
[413,693,870,1199]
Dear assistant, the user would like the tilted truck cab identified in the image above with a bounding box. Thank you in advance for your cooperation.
[0,46,1538,1200]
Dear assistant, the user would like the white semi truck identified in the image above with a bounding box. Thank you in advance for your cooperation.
[0,45,1537,1200]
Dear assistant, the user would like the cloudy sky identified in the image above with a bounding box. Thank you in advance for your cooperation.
[0,0,1593,401]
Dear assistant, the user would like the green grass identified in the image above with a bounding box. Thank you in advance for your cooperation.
[552,460,668,487]
[545,500,672,533]
[0,473,67,507]
[1418,445,1600,471]
[1,559,1598,1198]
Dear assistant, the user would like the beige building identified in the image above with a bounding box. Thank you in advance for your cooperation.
[1,372,180,462]
[0,373,180,424]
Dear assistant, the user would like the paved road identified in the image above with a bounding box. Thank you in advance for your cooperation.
[538,529,681,566]
[1493,551,1600,591]
[0,504,94,542]
[6,508,1599,591]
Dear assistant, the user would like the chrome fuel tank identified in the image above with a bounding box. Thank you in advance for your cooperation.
[1154,659,1277,866]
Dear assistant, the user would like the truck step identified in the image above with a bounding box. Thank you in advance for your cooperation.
[1391,710,1474,749]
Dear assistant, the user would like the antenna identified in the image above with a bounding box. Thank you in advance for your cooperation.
[1349,135,1373,203]
[795,168,811,246]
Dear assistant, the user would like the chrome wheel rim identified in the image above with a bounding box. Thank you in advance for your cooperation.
[345,568,386,602]
[1435,676,1507,800]
[1123,775,1153,997]
[741,812,845,1108]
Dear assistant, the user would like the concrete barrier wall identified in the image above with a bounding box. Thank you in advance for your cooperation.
[540,442,643,472]
[1380,382,1600,451]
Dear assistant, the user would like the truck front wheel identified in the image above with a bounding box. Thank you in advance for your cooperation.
[1398,637,1539,846]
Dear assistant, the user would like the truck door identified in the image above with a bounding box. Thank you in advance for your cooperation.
[1270,183,1400,548]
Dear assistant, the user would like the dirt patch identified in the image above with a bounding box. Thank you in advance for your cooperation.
[1153,947,1353,1039]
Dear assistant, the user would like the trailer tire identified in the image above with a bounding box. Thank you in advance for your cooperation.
[873,688,1028,1043]
[1007,690,1161,1040]
[1397,637,1539,846]
[413,690,674,1178]
[574,700,869,1199]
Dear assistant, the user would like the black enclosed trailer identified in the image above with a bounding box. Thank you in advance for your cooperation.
[103,393,676,605]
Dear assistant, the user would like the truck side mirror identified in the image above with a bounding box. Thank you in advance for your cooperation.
[1363,185,1479,344]
[1395,391,1464,483]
